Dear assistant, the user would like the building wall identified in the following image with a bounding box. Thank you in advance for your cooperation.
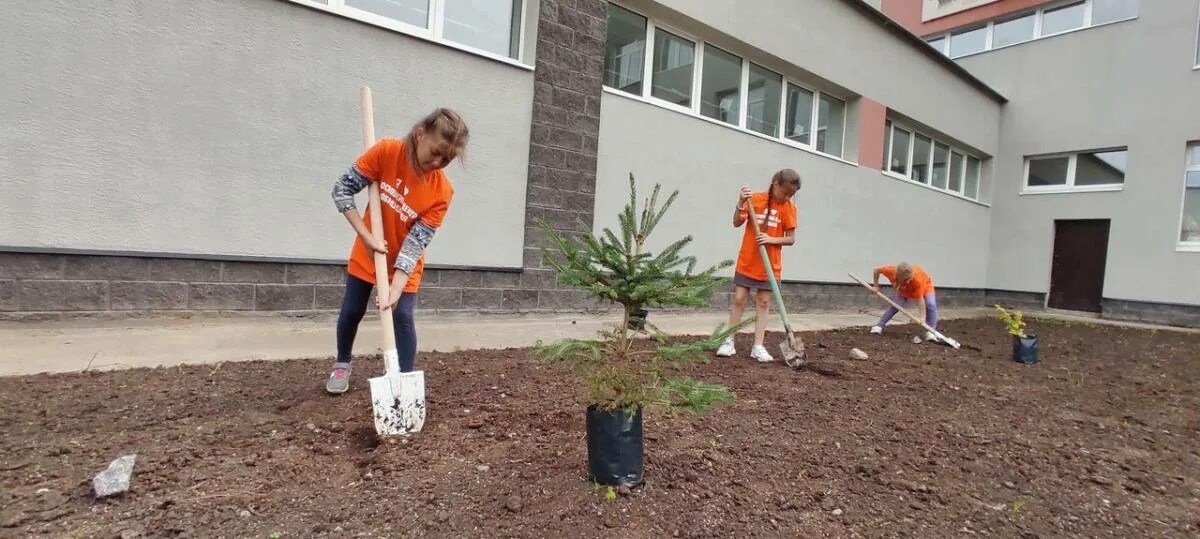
[0,0,533,268]
[884,0,1055,36]
[955,2,1200,306]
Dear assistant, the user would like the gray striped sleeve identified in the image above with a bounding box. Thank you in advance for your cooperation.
[395,219,436,273]
[331,166,371,213]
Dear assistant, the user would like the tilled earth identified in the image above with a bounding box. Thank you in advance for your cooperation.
[1,317,1198,538]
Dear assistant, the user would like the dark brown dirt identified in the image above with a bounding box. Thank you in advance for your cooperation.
[1,318,1198,538]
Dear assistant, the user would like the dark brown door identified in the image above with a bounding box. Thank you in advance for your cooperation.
[1048,219,1110,312]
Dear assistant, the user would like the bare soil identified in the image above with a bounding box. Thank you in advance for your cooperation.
[1,318,1198,538]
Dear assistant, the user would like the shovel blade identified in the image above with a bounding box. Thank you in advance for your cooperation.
[781,333,806,369]
[369,370,426,437]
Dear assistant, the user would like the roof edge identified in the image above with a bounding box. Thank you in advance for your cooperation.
[840,0,1008,104]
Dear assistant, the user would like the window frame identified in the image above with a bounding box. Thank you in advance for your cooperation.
[1178,142,1200,251]
[283,0,530,68]
[599,2,850,162]
[926,0,1138,59]
[883,120,985,202]
[1021,147,1129,194]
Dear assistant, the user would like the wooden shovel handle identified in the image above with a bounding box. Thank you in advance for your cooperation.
[362,87,399,367]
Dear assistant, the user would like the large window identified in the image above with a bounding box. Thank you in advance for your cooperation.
[1180,143,1200,248]
[926,0,1138,58]
[600,3,848,159]
[885,120,984,201]
[1023,148,1127,193]
[287,0,525,61]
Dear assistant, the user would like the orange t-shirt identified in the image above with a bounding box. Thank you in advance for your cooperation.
[734,192,798,282]
[347,138,453,294]
[879,265,934,299]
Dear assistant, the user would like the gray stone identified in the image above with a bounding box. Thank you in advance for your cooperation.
[93,455,136,498]
[462,289,503,309]
[437,270,482,287]
[286,264,345,284]
[416,288,462,310]
[0,280,15,311]
[849,348,869,361]
[147,258,222,282]
[19,281,108,311]
[254,285,314,311]
[483,271,522,289]
[221,262,285,284]
[501,290,540,311]
[538,290,592,310]
[110,282,188,310]
[188,284,254,310]
[520,269,558,289]
[0,253,65,279]
[314,285,345,310]
[64,256,150,281]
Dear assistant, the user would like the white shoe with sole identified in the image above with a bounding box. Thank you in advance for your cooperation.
[750,344,775,363]
[869,325,883,335]
[716,337,736,357]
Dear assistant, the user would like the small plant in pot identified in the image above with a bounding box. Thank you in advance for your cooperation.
[995,304,1039,364]
[534,174,741,488]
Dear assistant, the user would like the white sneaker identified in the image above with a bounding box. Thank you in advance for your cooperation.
[716,337,736,357]
[869,326,883,335]
[924,330,939,343]
[750,344,775,363]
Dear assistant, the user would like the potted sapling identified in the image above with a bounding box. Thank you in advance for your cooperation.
[534,174,742,487]
[995,304,1038,364]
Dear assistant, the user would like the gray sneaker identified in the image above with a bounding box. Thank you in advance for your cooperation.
[325,362,352,394]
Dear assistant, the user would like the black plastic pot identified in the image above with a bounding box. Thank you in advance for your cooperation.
[627,309,648,331]
[585,405,644,487]
[1012,334,1039,364]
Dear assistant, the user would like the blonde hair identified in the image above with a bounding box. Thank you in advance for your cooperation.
[896,262,914,282]
[406,108,470,162]
[772,169,802,190]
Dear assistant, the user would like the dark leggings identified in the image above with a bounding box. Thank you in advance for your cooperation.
[336,273,417,372]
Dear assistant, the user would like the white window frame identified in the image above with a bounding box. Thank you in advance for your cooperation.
[599,2,851,164]
[1179,142,1200,251]
[283,0,531,69]
[1021,148,1128,194]
[883,120,985,203]
[1194,6,1200,70]
[926,0,1138,59]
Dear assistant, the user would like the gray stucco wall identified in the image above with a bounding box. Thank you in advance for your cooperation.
[958,2,1200,305]
[595,93,992,289]
[0,0,534,268]
[621,0,1003,157]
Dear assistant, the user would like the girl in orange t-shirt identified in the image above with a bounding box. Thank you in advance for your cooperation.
[716,169,801,363]
[324,109,469,395]
[868,262,939,341]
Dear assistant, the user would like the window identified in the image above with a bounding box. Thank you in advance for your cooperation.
[950,26,988,58]
[816,94,846,156]
[1179,143,1200,246]
[603,4,646,95]
[784,86,815,145]
[1091,0,1139,25]
[1196,14,1200,67]
[651,29,695,107]
[1041,2,1086,36]
[931,142,951,189]
[912,134,933,184]
[598,4,848,159]
[1023,148,1128,192]
[699,45,742,125]
[992,12,1036,48]
[443,0,523,58]
[926,0,1138,57]
[884,120,983,201]
[289,0,526,61]
[747,64,783,137]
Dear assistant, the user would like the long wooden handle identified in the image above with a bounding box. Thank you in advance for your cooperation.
[848,273,937,334]
[361,86,399,372]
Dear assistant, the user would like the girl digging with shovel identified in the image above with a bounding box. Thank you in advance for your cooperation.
[325,108,469,394]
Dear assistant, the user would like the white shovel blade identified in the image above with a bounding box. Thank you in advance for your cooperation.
[369,370,426,437]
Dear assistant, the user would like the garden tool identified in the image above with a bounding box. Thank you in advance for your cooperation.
[848,273,962,350]
[744,202,805,368]
[361,86,426,436]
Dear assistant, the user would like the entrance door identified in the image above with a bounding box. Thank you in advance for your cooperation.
[1048,219,1110,312]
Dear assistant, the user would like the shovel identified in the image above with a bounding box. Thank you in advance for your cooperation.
[360,86,426,437]
[744,202,805,367]
[848,273,961,349]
